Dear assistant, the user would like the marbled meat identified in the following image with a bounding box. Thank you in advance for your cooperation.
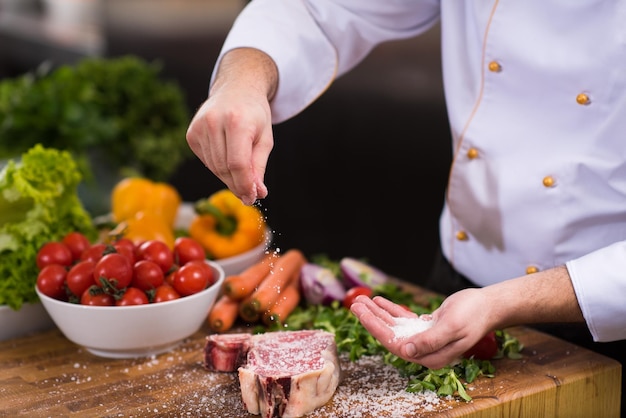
[204,330,341,418]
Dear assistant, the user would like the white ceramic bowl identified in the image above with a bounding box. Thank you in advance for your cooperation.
[36,261,225,359]
[175,202,273,277]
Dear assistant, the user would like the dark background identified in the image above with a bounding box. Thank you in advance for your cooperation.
[104,3,453,284]
[0,0,452,283]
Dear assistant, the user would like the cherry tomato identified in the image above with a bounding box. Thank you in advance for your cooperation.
[165,268,177,287]
[173,237,206,266]
[80,243,109,263]
[116,287,150,306]
[343,286,373,309]
[463,331,498,360]
[81,287,115,306]
[153,284,181,303]
[36,242,73,270]
[137,240,174,274]
[132,260,165,291]
[184,260,216,287]
[66,260,96,297]
[112,238,137,264]
[172,262,210,296]
[36,264,68,299]
[62,232,91,261]
[93,252,133,290]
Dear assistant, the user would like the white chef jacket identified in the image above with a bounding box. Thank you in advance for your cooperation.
[214,0,626,342]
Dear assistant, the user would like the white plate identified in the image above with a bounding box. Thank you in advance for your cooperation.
[0,302,56,341]
[216,228,273,277]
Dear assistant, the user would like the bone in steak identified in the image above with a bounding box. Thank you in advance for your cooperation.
[204,332,251,372]
[204,330,341,418]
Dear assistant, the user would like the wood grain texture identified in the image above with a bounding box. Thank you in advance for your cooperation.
[0,313,621,417]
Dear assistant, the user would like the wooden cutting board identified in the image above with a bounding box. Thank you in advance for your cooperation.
[0,323,620,417]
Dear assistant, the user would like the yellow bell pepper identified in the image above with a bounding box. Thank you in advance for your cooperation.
[113,210,176,249]
[111,177,181,228]
[189,189,266,259]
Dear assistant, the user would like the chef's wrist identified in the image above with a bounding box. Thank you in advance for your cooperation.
[211,47,278,101]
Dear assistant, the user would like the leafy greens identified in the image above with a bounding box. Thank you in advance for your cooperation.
[0,56,191,183]
[0,145,97,310]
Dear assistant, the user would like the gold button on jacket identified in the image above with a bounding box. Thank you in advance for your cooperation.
[576,93,590,105]
[488,61,502,72]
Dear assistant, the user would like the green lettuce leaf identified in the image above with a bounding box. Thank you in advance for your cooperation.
[0,145,97,310]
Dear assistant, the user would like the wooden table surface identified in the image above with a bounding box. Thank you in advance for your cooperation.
[0,306,622,417]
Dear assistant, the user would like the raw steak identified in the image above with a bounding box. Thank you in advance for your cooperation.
[204,332,251,372]
[204,330,341,418]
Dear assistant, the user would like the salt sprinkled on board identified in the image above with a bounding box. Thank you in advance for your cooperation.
[391,316,434,340]
[307,353,456,417]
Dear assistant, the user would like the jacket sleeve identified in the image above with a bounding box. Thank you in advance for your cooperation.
[567,242,626,342]
[212,0,440,123]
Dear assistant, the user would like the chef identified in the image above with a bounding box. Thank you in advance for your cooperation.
[186,0,626,387]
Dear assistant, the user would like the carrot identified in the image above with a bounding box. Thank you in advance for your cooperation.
[262,277,301,326]
[222,252,279,300]
[240,248,307,318]
[207,294,240,333]
[239,293,261,323]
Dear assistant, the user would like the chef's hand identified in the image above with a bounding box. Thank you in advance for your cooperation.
[186,48,278,206]
[350,288,495,369]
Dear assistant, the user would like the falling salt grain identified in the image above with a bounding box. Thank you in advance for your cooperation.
[391,316,434,340]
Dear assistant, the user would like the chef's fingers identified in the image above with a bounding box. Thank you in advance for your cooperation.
[352,297,457,364]
[222,122,260,205]
[187,101,266,205]
[216,95,274,205]
[371,296,418,319]
[400,334,465,370]
[186,104,211,168]
[351,295,396,326]
[248,124,273,202]
[186,101,236,192]
[398,309,470,369]
[350,301,400,351]
[352,299,431,360]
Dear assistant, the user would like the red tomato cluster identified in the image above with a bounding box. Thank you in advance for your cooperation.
[36,233,216,307]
